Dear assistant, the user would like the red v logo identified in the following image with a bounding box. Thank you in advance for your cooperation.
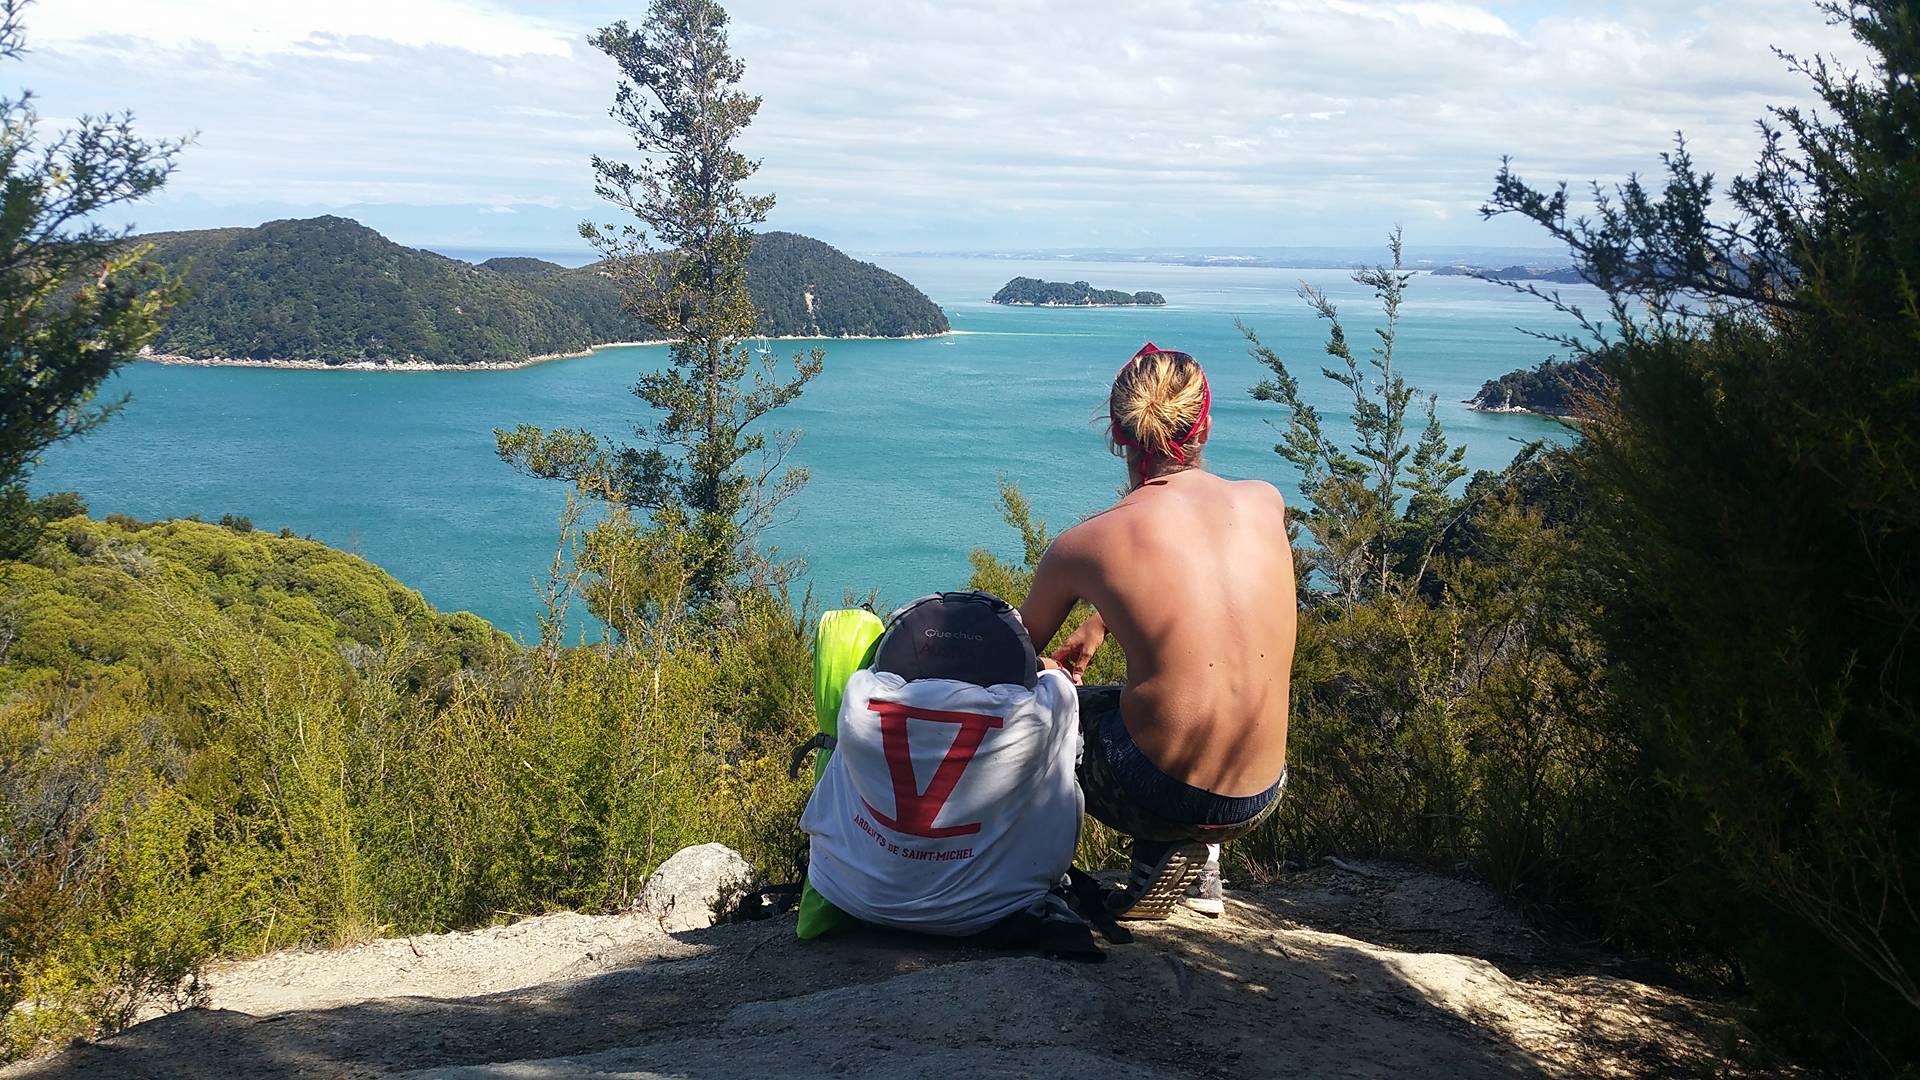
[859,700,1005,839]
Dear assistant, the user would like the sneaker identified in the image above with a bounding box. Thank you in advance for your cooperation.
[1106,840,1209,921]
[1183,860,1224,917]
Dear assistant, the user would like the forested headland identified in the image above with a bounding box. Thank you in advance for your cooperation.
[137,217,950,367]
[1467,356,1603,418]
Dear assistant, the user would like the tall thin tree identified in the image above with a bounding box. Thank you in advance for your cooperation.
[499,0,821,614]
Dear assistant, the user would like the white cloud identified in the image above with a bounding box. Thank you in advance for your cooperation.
[1323,0,1521,40]
[12,0,1876,251]
[29,0,577,60]
[722,0,1869,246]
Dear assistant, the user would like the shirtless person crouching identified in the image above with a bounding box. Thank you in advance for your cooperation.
[1019,343,1297,920]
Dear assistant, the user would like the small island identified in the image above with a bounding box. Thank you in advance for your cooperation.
[990,276,1166,307]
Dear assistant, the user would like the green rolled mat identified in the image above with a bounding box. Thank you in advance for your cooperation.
[797,608,885,940]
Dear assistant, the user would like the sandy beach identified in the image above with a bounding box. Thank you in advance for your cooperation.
[137,331,952,372]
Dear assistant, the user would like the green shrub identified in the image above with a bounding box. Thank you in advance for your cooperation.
[1480,2,1920,1063]
[0,490,91,561]
[1,514,816,1060]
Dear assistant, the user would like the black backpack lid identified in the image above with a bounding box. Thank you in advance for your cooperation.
[871,591,1039,689]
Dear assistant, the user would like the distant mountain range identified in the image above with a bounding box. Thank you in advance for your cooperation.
[990,277,1166,307]
[134,217,949,367]
[1431,264,1589,284]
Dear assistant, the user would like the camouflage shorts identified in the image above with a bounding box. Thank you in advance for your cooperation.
[1075,684,1284,845]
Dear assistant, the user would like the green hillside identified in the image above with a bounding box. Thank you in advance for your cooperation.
[1,512,503,694]
[136,217,949,366]
[747,231,952,337]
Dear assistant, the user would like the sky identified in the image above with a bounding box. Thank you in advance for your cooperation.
[15,0,1868,257]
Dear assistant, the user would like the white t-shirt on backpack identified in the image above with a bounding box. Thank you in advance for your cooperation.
[800,668,1083,936]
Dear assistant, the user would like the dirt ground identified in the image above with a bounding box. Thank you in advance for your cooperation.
[4,861,1809,1079]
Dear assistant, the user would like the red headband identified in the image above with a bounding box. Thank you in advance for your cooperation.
[1110,341,1211,469]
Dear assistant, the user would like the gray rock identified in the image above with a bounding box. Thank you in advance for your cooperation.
[635,843,756,932]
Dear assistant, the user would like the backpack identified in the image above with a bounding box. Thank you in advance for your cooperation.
[792,594,1122,957]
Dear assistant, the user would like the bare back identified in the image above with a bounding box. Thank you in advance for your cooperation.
[1021,469,1296,796]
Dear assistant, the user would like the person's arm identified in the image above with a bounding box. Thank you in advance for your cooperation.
[1018,531,1084,656]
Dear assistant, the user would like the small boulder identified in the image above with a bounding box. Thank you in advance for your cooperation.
[636,843,757,932]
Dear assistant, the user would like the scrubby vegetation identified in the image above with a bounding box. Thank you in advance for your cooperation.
[0,509,815,1060]
[1471,2,1919,1065]
[989,277,1166,306]
[139,219,948,366]
[0,508,500,692]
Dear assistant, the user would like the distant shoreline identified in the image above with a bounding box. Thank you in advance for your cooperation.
[137,331,951,372]
[989,300,1166,308]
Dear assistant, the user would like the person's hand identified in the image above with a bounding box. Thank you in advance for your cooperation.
[1039,655,1080,685]
[1049,614,1106,685]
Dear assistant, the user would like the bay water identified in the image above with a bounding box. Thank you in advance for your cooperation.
[31,255,1583,638]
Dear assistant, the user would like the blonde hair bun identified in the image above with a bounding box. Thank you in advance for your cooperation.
[1109,345,1210,465]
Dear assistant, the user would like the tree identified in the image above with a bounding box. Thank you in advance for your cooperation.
[1485,0,1920,1063]
[1229,234,1627,892]
[0,0,183,553]
[1243,229,1469,607]
[498,0,822,618]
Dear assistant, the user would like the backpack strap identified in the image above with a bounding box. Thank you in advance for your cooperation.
[977,892,1104,962]
[788,732,837,780]
[1064,866,1135,945]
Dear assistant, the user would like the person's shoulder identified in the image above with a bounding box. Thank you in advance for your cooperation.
[1052,510,1114,555]
[1047,500,1136,565]
[1230,476,1288,509]
[1068,492,1140,534]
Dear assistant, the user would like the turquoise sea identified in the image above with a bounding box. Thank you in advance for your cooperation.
[30,256,1583,638]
